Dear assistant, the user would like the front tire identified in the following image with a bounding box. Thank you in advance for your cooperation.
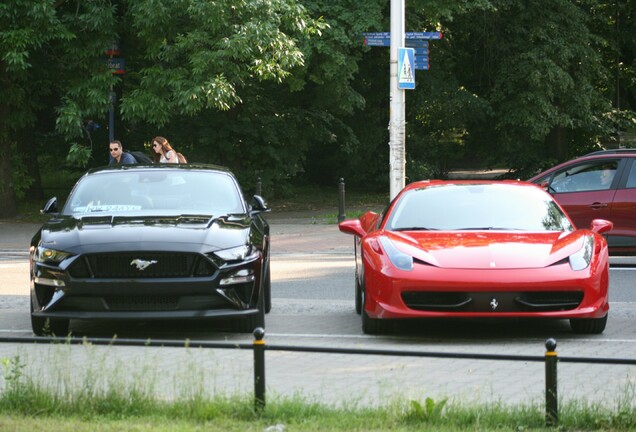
[31,311,70,337]
[30,292,70,337]
[354,245,363,314]
[570,314,608,334]
[264,263,272,314]
[232,274,266,333]
[355,272,362,315]
[360,281,389,335]
[233,311,264,333]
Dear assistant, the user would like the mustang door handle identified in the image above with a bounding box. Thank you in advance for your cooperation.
[588,202,608,210]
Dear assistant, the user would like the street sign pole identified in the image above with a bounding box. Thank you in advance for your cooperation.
[389,0,406,200]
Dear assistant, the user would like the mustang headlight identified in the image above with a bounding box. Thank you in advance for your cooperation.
[33,246,72,264]
[569,236,594,271]
[379,237,413,271]
[213,245,259,262]
[220,269,255,286]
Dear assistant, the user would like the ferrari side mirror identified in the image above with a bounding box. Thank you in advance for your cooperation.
[339,219,367,237]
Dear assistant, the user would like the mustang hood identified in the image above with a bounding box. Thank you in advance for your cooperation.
[386,231,586,269]
[36,215,252,254]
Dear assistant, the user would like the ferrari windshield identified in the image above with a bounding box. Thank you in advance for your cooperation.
[386,183,574,232]
[63,169,245,216]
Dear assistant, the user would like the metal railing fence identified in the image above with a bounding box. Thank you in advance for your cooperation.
[1,330,636,426]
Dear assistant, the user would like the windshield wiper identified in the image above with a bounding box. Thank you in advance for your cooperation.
[393,227,437,231]
[455,227,526,231]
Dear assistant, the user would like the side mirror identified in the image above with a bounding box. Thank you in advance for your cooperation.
[250,195,270,215]
[339,219,367,237]
[41,197,59,215]
[590,219,613,235]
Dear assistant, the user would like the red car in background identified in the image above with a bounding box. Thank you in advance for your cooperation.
[339,181,612,335]
[528,149,636,255]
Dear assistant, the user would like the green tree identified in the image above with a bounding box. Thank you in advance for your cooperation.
[0,0,319,218]
[0,0,118,218]
[403,0,625,177]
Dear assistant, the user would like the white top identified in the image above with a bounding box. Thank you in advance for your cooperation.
[160,150,178,163]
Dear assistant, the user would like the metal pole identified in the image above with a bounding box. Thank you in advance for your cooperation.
[338,178,346,223]
[545,338,558,426]
[256,177,262,196]
[253,327,266,411]
[389,0,406,200]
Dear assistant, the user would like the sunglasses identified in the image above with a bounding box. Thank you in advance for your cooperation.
[109,148,119,152]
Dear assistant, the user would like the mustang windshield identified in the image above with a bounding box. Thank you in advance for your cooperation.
[387,184,574,232]
[63,170,245,216]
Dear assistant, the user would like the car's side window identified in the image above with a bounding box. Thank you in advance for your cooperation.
[550,160,619,193]
[625,161,636,189]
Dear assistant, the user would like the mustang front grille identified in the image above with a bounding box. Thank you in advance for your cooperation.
[402,291,584,312]
[106,295,180,311]
[68,252,216,278]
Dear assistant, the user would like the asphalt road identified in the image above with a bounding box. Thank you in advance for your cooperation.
[1,219,636,408]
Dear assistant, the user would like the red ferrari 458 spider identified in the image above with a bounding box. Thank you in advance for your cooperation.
[339,180,613,335]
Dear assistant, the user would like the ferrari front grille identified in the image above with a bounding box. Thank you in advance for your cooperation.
[401,292,471,310]
[402,291,584,312]
[515,292,584,311]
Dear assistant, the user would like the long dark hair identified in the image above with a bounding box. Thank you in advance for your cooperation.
[151,136,173,163]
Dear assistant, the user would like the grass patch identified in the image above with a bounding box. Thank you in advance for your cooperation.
[2,387,636,431]
[12,200,52,224]
[315,209,369,224]
[0,349,635,431]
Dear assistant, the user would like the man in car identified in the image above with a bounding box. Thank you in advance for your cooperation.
[599,166,615,189]
[108,140,137,165]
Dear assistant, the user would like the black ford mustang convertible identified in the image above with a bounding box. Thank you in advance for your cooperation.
[30,164,270,335]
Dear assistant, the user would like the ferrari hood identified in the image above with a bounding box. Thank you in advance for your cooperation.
[36,215,251,254]
[386,231,586,269]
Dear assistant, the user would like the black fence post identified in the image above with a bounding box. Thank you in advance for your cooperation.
[253,327,266,411]
[256,177,262,196]
[545,338,558,427]
[338,178,346,223]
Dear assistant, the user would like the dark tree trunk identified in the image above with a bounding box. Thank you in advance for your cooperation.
[546,126,569,161]
[0,141,18,218]
[0,63,17,218]
[21,127,44,200]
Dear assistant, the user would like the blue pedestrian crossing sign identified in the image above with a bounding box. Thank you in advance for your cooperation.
[398,48,415,90]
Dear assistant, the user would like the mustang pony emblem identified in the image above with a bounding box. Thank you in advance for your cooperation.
[130,259,158,271]
[490,298,499,311]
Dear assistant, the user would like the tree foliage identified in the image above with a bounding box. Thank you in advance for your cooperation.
[1,0,635,218]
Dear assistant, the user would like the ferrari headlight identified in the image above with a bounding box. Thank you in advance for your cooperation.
[213,245,258,262]
[569,236,593,271]
[34,246,72,264]
[379,237,413,271]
